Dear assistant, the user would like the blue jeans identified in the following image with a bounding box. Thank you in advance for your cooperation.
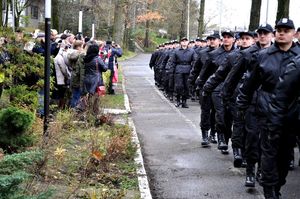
[70,88,81,108]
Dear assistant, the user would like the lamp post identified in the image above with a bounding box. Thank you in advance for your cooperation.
[266,0,269,23]
[78,10,83,39]
[187,0,190,39]
[44,0,51,135]
[92,23,95,39]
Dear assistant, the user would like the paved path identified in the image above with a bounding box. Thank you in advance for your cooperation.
[121,53,300,199]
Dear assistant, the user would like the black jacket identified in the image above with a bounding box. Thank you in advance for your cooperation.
[197,45,236,90]
[188,46,214,85]
[202,48,241,93]
[168,47,197,74]
[236,42,300,116]
[149,50,160,69]
[268,55,300,135]
[221,43,261,101]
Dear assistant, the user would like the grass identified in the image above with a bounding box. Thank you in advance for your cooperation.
[119,50,137,61]
[26,110,140,198]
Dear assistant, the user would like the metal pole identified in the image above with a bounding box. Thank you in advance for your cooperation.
[12,0,15,32]
[187,0,190,39]
[92,23,95,39]
[78,10,83,33]
[44,0,51,135]
[266,0,269,23]
[219,0,222,35]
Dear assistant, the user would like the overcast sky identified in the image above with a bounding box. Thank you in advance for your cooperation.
[204,0,300,30]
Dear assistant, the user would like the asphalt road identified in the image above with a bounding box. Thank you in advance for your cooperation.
[121,53,300,199]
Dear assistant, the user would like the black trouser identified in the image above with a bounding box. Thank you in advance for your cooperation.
[175,73,189,100]
[212,92,232,144]
[168,73,174,96]
[230,101,246,149]
[200,95,216,132]
[259,117,295,188]
[108,69,115,94]
[244,105,260,165]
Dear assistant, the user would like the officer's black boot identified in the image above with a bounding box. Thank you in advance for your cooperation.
[217,133,228,150]
[245,164,255,187]
[175,95,181,107]
[208,130,217,144]
[275,185,282,199]
[201,130,210,147]
[181,99,189,108]
[232,148,243,168]
[263,186,279,199]
[168,93,174,102]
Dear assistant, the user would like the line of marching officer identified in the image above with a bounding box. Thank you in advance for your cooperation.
[149,18,300,199]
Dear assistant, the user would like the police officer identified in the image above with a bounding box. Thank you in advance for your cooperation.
[200,32,236,152]
[267,54,300,199]
[168,37,197,108]
[202,30,254,157]
[188,33,221,146]
[166,40,180,101]
[236,18,300,199]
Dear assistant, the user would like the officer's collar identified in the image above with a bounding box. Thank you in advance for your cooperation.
[268,42,298,54]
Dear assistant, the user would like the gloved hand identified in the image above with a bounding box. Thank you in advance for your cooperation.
[268,133,280,146]
[202,90,210,97]
[236,109,246,120]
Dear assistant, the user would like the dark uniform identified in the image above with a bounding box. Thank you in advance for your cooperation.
[236,19,300,199]
[200,43,236,151]
[149,48,160,85]
[267,55,300,197]
[168,39,197,108]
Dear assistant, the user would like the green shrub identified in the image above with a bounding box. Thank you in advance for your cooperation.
[6,85,39,111]
[0,150,44,175]
[0,171,31,199]
[0,150,53,199]
[0,107,35,151]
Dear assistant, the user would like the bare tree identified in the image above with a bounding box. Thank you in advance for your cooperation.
[248,0,261,31]
[276,0,290,24]
[112,0,125,44]
[197,0,205,37]
[14,0,33,28]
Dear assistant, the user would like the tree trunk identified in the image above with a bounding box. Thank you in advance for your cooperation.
[144,19,150,48]
[123,0,135,51]
[179,0,188,39]
[0,0,3,27]
[276,0,290,24]
[112,0,124,45]
[5,0,9,27]
[52,0,59,31]
[248,0,261,31]
[197,0,205,37]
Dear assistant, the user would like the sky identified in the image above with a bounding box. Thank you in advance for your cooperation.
[204,0,300,30]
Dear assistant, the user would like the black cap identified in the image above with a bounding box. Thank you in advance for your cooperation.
[207,33,221,40]
[239,31,255,38]
[180,37,188,42]
[189,40,195,44]
[173,40,179,44]
[275,18,295,29]
[257,23,274,33]
[221,30,234,38]
[195,37,201,41]
[297,27,300,32]
[106,40,112,45]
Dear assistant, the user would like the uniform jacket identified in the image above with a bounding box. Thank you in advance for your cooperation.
[188,46,214,85]
[168,47,197,74]
[268,55,300,135]
[221,43,261,101]
[197,45,235,90]
[236,42,300,116]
